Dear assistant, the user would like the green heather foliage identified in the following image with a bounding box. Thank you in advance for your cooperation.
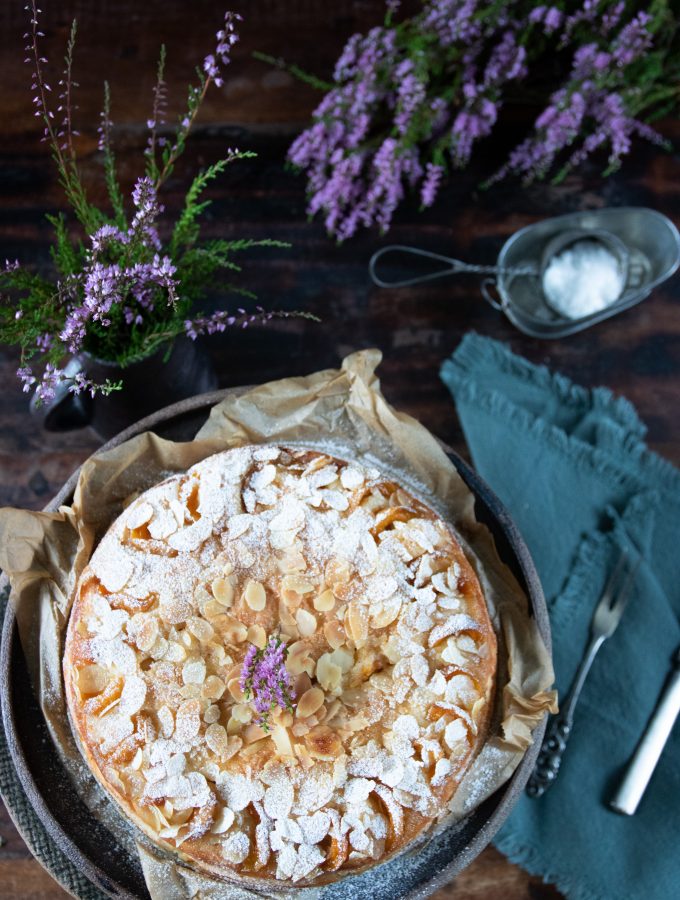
[1,5,311,403]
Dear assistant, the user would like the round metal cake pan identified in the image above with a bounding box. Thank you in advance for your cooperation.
[0,389,551,900]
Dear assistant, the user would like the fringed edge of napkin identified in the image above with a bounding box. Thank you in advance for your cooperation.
[441,333,680,504]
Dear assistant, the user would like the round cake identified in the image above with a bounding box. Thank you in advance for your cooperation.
[63,445,497,886]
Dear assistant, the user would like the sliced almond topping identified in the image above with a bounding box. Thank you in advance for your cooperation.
[303,724,342,760]
[226,716,242,735]
[232,703,253,724]
[296,687,325,719]
[205,723,229,756]
[127,501,154,530]
[247,624,267,649]
[270,529,297,550]
[324,620,346,650]
[286,641,311,676]
[211,806,235,834]
[282,574,315,595]
[313,589,335,613]
[228,677,245,702]
[346,602,368,647]
[325,557,351,588]
[280,547,307,573]
[294,742,314,769]
[278,599,299,637]
[84,676,123,716]
[325,699,343,722]
[244,723,268,744]
[214,614,247,644]
[244,580,267,611]
[201,598,228,621]
[163,641,187,663]
[271,723,294,757]
[211,577,234,607]
[134,617,160,653]
[373,783,404,846]
[370,596,402,629]
[291,722,310,737]
[181,630,194,649]
[77,664,109,698]
[276,710,293,728]
[225,736,243,761]
[428,615,481,648]
[329,647,354,673]
[175,699,201,740]
[182,658,206,685]
[187,617,215,643]
[204,704,221,724]
[202,675,226,700]
[316,654,342,692]
[296,608,317,637]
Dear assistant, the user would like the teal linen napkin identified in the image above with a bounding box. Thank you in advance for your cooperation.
[441,333,680,900]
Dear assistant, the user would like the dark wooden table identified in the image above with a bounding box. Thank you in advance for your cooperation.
[1,1,679,897]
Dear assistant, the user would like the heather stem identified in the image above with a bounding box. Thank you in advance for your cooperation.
[28,0,64,168]
[62,20,77,160]
[155,75,212,189]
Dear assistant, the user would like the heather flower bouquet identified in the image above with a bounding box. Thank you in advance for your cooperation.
[1,4,307,405]
[287,0,680,240]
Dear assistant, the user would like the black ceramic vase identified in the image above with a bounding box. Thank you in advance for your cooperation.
[32,336,218,440]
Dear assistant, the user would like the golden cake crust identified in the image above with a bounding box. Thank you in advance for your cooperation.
[63,446,497,886]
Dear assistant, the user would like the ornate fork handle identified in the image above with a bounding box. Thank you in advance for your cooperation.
[526,712,573,797]
[526,634,604,798]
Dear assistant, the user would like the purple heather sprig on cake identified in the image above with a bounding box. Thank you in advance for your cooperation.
[240,636,296,731]
[1,5,313,404]
[285,0,678,239]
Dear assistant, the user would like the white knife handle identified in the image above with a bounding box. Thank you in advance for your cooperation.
[610,663,680,816]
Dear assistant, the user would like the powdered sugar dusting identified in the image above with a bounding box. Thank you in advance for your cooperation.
[65,443,496,887]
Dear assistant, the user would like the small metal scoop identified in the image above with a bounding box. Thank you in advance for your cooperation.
[369,207,680,339]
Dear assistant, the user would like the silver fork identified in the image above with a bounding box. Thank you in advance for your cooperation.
[526,549,639,798]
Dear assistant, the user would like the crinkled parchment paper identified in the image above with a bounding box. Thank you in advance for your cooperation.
[0,350,556,900]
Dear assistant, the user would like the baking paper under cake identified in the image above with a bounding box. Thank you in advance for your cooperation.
[63,445,497,887]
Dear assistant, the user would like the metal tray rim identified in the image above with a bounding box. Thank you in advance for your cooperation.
[0,389,551,899]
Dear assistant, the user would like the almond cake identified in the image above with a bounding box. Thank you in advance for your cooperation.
[63,445,497,886]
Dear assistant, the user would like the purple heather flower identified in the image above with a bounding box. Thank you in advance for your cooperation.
[611,12,652,68]
[422,0,480,47]
[240,636,295,729]
[183,306,294,339]
[529,6,563,35]
[203,11,241,87]
[420,162,443,207]
[601,2,625,35]
[451,98,498,166]
[16,366,36,392]
[91,223,125,252]
[393,59,427,136]
[36,332,52,352]
[563,0,599,38]
[130,175,163,248]
[484,31,527,86]
[97,104,112,153]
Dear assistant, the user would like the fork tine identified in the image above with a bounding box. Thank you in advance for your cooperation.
[611,552,641,614]
[601,550,640,631]
[598,548,630,610]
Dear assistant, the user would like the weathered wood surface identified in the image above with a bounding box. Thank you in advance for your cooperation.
[1,0,679,896]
